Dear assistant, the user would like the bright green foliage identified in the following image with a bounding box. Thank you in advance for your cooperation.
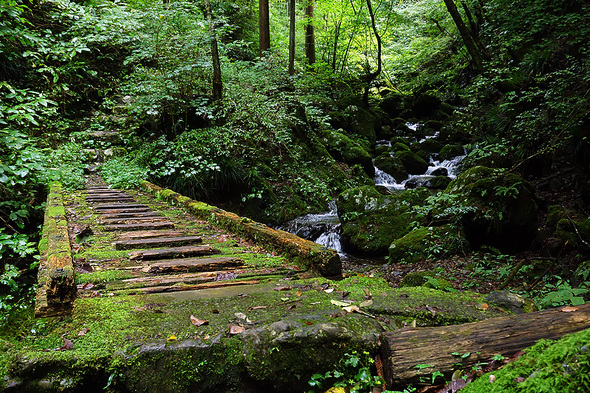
[462,327,590,393]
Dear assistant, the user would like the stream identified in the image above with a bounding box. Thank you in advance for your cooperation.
[280,127,466,263]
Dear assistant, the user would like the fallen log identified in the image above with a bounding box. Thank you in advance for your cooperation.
[380,302,590,389]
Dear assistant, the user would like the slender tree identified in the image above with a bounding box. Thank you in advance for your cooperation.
[259,0,270,56]
[304,0,315,65]
[442,0,483,70]
[205,0,222,100]
[288,0,295,74]
[363,0,381,105]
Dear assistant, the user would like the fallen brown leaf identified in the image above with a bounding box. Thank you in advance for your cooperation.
[190,315,209,326]
[229,324,245,335]
[78,328,90,336]
[476,303,489,311]
[561,306,578,312]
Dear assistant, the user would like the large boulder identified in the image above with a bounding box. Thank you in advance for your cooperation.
[342,106,378,146]
[320,128,375,177]
[444,166,538,250]
[439,144,465,161]
[337,186,429,255]
[374,154,408,183]
[395,150,429,175]
[388,225,468,264]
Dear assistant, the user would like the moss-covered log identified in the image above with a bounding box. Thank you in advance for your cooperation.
[380,303,590,389]
[35,182,76,317]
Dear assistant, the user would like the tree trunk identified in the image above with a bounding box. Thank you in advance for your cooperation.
[331,19,341,70]
[304,0,315,66]
[442,0,483,70]
[363,0,382,105]
[205,0,223,100]
[258,0,270,56]
[381,303,590,389]
[288,0,296,75]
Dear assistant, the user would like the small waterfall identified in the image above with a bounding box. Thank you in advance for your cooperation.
[278,201,343,254]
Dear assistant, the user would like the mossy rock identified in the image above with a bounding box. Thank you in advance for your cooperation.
[439,127,471,144]
[445,166,538,251]
[342,106,377,146]
[395,150,429,175]
[424,120,444,131]
[400,271,455,292]
[415,138,443,154]
[374,154,408,183]
[374,144,392,156]
[412,93,441,117]
[320,128,375,177]
[439,144,465,161]
[378,93,409,119]
[392,142,411,153]
[424,175,452,190]
[389,225,467,263]
[337,187,430,255]
[555,217,590,250]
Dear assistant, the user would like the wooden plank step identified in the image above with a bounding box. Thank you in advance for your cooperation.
[102,212,162,219]
[97,207,153,214]
[114,236,203,250]
[128,245,220,260]
[86,192,132,197]
[93,203,149,210]
[101,217,171,225]
[117,230,185,240]
[87,196,135,202]
[103,222,175,232]
[141,256,244,273]
[127,279,262,294]
[107,272,216,290]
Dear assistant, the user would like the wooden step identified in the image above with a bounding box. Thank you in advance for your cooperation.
[117,230,185,240]
[114,236,203,250]
[107,272,216,290]
[126,279,262,294]
[97,207,153,214]
[103,222,175,232]
[141,256,244,273]
[101,216,171,225]
[87,196,135,203]
[94,203,149,210]
[102,212,162,219]
[128,245,220,261]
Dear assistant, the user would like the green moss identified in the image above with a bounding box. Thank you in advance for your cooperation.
[76,270,135,284]
[462,328,590,393]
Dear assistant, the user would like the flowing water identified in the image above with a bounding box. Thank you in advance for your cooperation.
[280,126,465,260]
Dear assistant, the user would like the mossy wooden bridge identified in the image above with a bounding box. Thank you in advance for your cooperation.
[6,179,590,392]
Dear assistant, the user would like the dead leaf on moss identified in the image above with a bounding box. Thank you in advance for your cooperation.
[78,328,90,336]
[229,324,245,335]
[190,315,209,326]
[476,303,489,311]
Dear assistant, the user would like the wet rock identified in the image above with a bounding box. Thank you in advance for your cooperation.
[342,105,378,146]
[424,175,451,189]
[416,138,443,155]
[337,186,429,255]
[374,154,408,183]
[439,144,465,161]
[485,291,538,313]
[445,166,538,250]
[412,93,441,117]
[431,167,448,177]
[389,225,467,263]
[392,142,412,153]
[320,128,375,177]
[395,150,429,175]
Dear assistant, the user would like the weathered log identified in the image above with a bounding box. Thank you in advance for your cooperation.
[128,245,220,260]
[380,303,590,389]
[101,216,172,225]
[129,279,261,294]
[102,211,162,219]
[114,236,203,250]
[97,207,152,214]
